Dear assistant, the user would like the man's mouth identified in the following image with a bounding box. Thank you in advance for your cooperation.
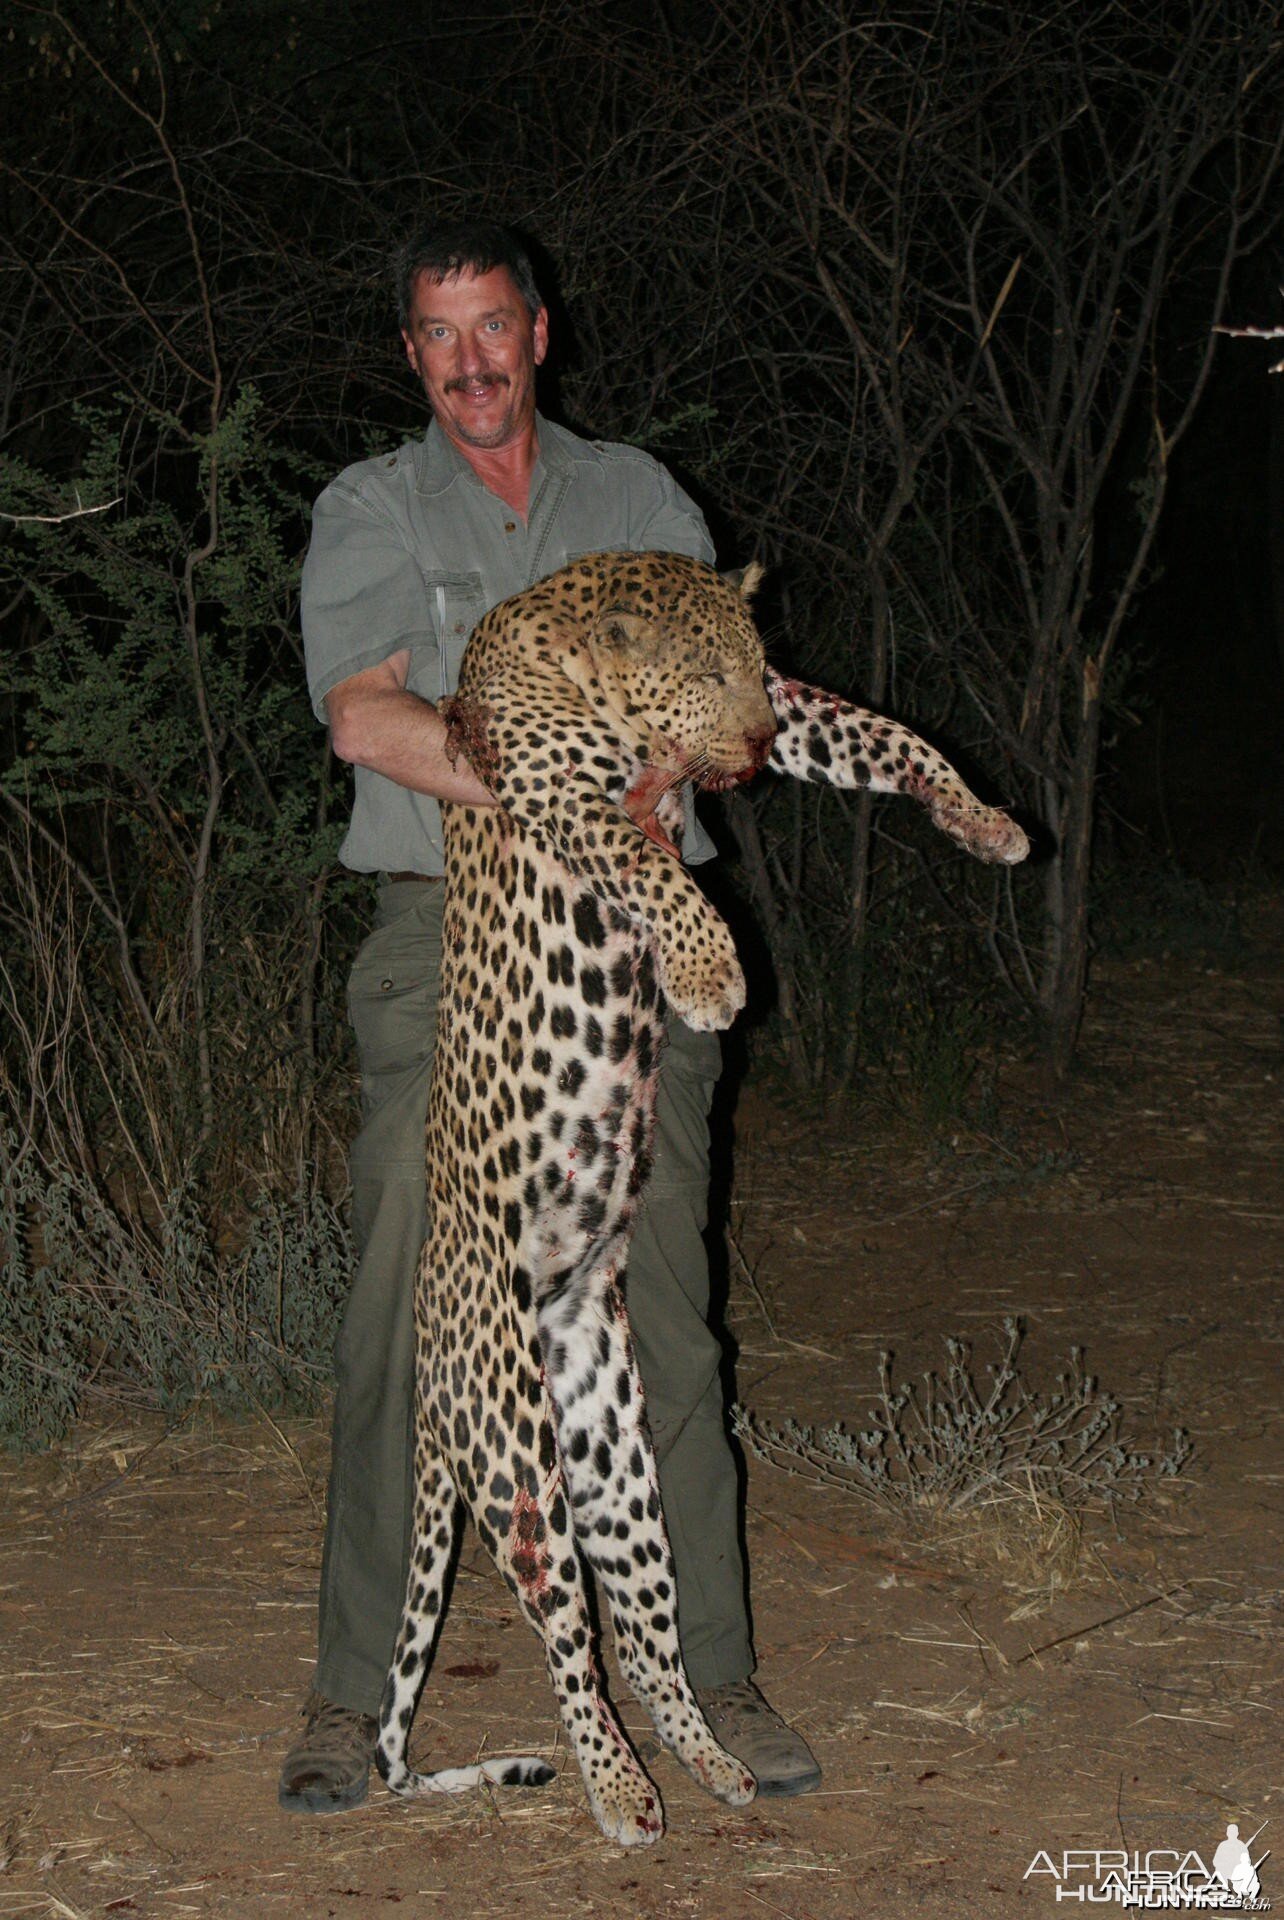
[446,374,509,402]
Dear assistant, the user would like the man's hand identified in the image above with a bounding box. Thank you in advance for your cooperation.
[325,649,497,806]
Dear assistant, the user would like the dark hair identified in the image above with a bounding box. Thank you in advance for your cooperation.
[393,219,543,331]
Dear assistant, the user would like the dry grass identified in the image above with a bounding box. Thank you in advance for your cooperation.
[734,1320,1192,1599]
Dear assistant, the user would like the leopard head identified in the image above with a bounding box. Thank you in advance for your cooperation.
[582,556,776,789]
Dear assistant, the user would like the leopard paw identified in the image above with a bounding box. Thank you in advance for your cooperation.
[584,1761,666,1847]
[655,914,746,1031]
[931,799,1029,866]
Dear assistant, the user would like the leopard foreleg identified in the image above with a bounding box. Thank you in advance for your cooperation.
[766,669,1029,866]
[542,785,745,1030]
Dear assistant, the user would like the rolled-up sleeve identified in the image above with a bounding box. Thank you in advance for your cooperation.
[301,480,436,723]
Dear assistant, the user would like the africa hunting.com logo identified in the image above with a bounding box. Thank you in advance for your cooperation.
[1024,1821,1269,1910]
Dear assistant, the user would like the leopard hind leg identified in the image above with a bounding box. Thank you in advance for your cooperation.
[539,1273,757,1810]
[375,1420,554,1801]
[474,1322,668,1847]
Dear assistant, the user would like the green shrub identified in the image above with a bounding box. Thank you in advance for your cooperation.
[0,1135,348,1450]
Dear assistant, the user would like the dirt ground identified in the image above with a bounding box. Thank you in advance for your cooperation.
[2,915,1281,1920]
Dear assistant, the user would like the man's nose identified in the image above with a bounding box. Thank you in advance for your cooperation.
[456,332,490,377]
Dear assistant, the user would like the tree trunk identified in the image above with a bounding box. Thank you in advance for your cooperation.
[724,792,813,1089]
[1041,664,1103,1079]
[835,567,891,1087]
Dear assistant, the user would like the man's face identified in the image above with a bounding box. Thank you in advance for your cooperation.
[401,264,548,452]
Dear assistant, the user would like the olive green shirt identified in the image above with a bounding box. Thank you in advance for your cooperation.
[302,414,717,875]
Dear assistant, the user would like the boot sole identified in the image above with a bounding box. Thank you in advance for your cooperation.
[278,1771,370,1814]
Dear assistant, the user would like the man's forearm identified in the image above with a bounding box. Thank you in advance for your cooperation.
[327,680,497,807]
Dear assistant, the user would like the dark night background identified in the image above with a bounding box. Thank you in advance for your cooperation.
[1,17,1283,1909]
[1126,320,1284,870]
[1,0,1282,1435]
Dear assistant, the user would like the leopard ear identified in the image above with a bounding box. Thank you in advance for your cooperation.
[597,610,654,651]
[722,561,765,602]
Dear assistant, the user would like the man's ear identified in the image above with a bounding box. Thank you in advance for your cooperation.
[722,561,765,601]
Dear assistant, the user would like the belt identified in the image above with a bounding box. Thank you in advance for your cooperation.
[384,870,444,885]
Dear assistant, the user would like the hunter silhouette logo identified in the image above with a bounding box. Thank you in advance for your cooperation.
[1022,1816,1270,1908]
[1213,1824,1266,1904]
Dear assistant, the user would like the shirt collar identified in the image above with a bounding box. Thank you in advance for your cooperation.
[414,412,573,498]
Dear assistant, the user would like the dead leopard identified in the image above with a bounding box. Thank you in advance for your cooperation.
[375,551,1028,1845]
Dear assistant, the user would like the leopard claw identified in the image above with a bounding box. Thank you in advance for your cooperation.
[932,800,1030,866]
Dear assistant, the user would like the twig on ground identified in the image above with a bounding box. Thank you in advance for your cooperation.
[1015,1584,1191,1665]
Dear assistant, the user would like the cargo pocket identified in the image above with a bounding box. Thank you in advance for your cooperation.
[346,894,445,1121]
[648,1015,722,1202]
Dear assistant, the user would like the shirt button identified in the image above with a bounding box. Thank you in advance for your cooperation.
[504,520,516,532]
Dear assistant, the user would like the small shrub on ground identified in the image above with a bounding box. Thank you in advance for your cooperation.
[0,1139,349,1451]
[733,1319,1191,1592]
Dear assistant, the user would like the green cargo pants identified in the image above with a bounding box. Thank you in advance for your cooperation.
[315,877,753,1714]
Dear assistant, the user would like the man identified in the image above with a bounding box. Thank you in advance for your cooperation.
[280,219,820,1813]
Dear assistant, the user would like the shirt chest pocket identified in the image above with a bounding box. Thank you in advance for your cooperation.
[422,569,486,698]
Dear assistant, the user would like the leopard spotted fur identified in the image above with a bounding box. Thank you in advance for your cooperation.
[375,551,1028,1844]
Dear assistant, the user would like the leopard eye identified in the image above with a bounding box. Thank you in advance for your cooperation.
[703,670,726,687]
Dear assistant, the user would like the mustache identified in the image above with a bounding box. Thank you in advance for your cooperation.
[444,372,510,394]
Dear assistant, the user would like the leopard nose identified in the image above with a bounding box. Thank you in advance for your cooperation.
[747,723,777,766]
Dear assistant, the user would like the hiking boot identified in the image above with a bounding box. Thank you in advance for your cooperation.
[696,1679,821,1798]
[278,1690,378,1814]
